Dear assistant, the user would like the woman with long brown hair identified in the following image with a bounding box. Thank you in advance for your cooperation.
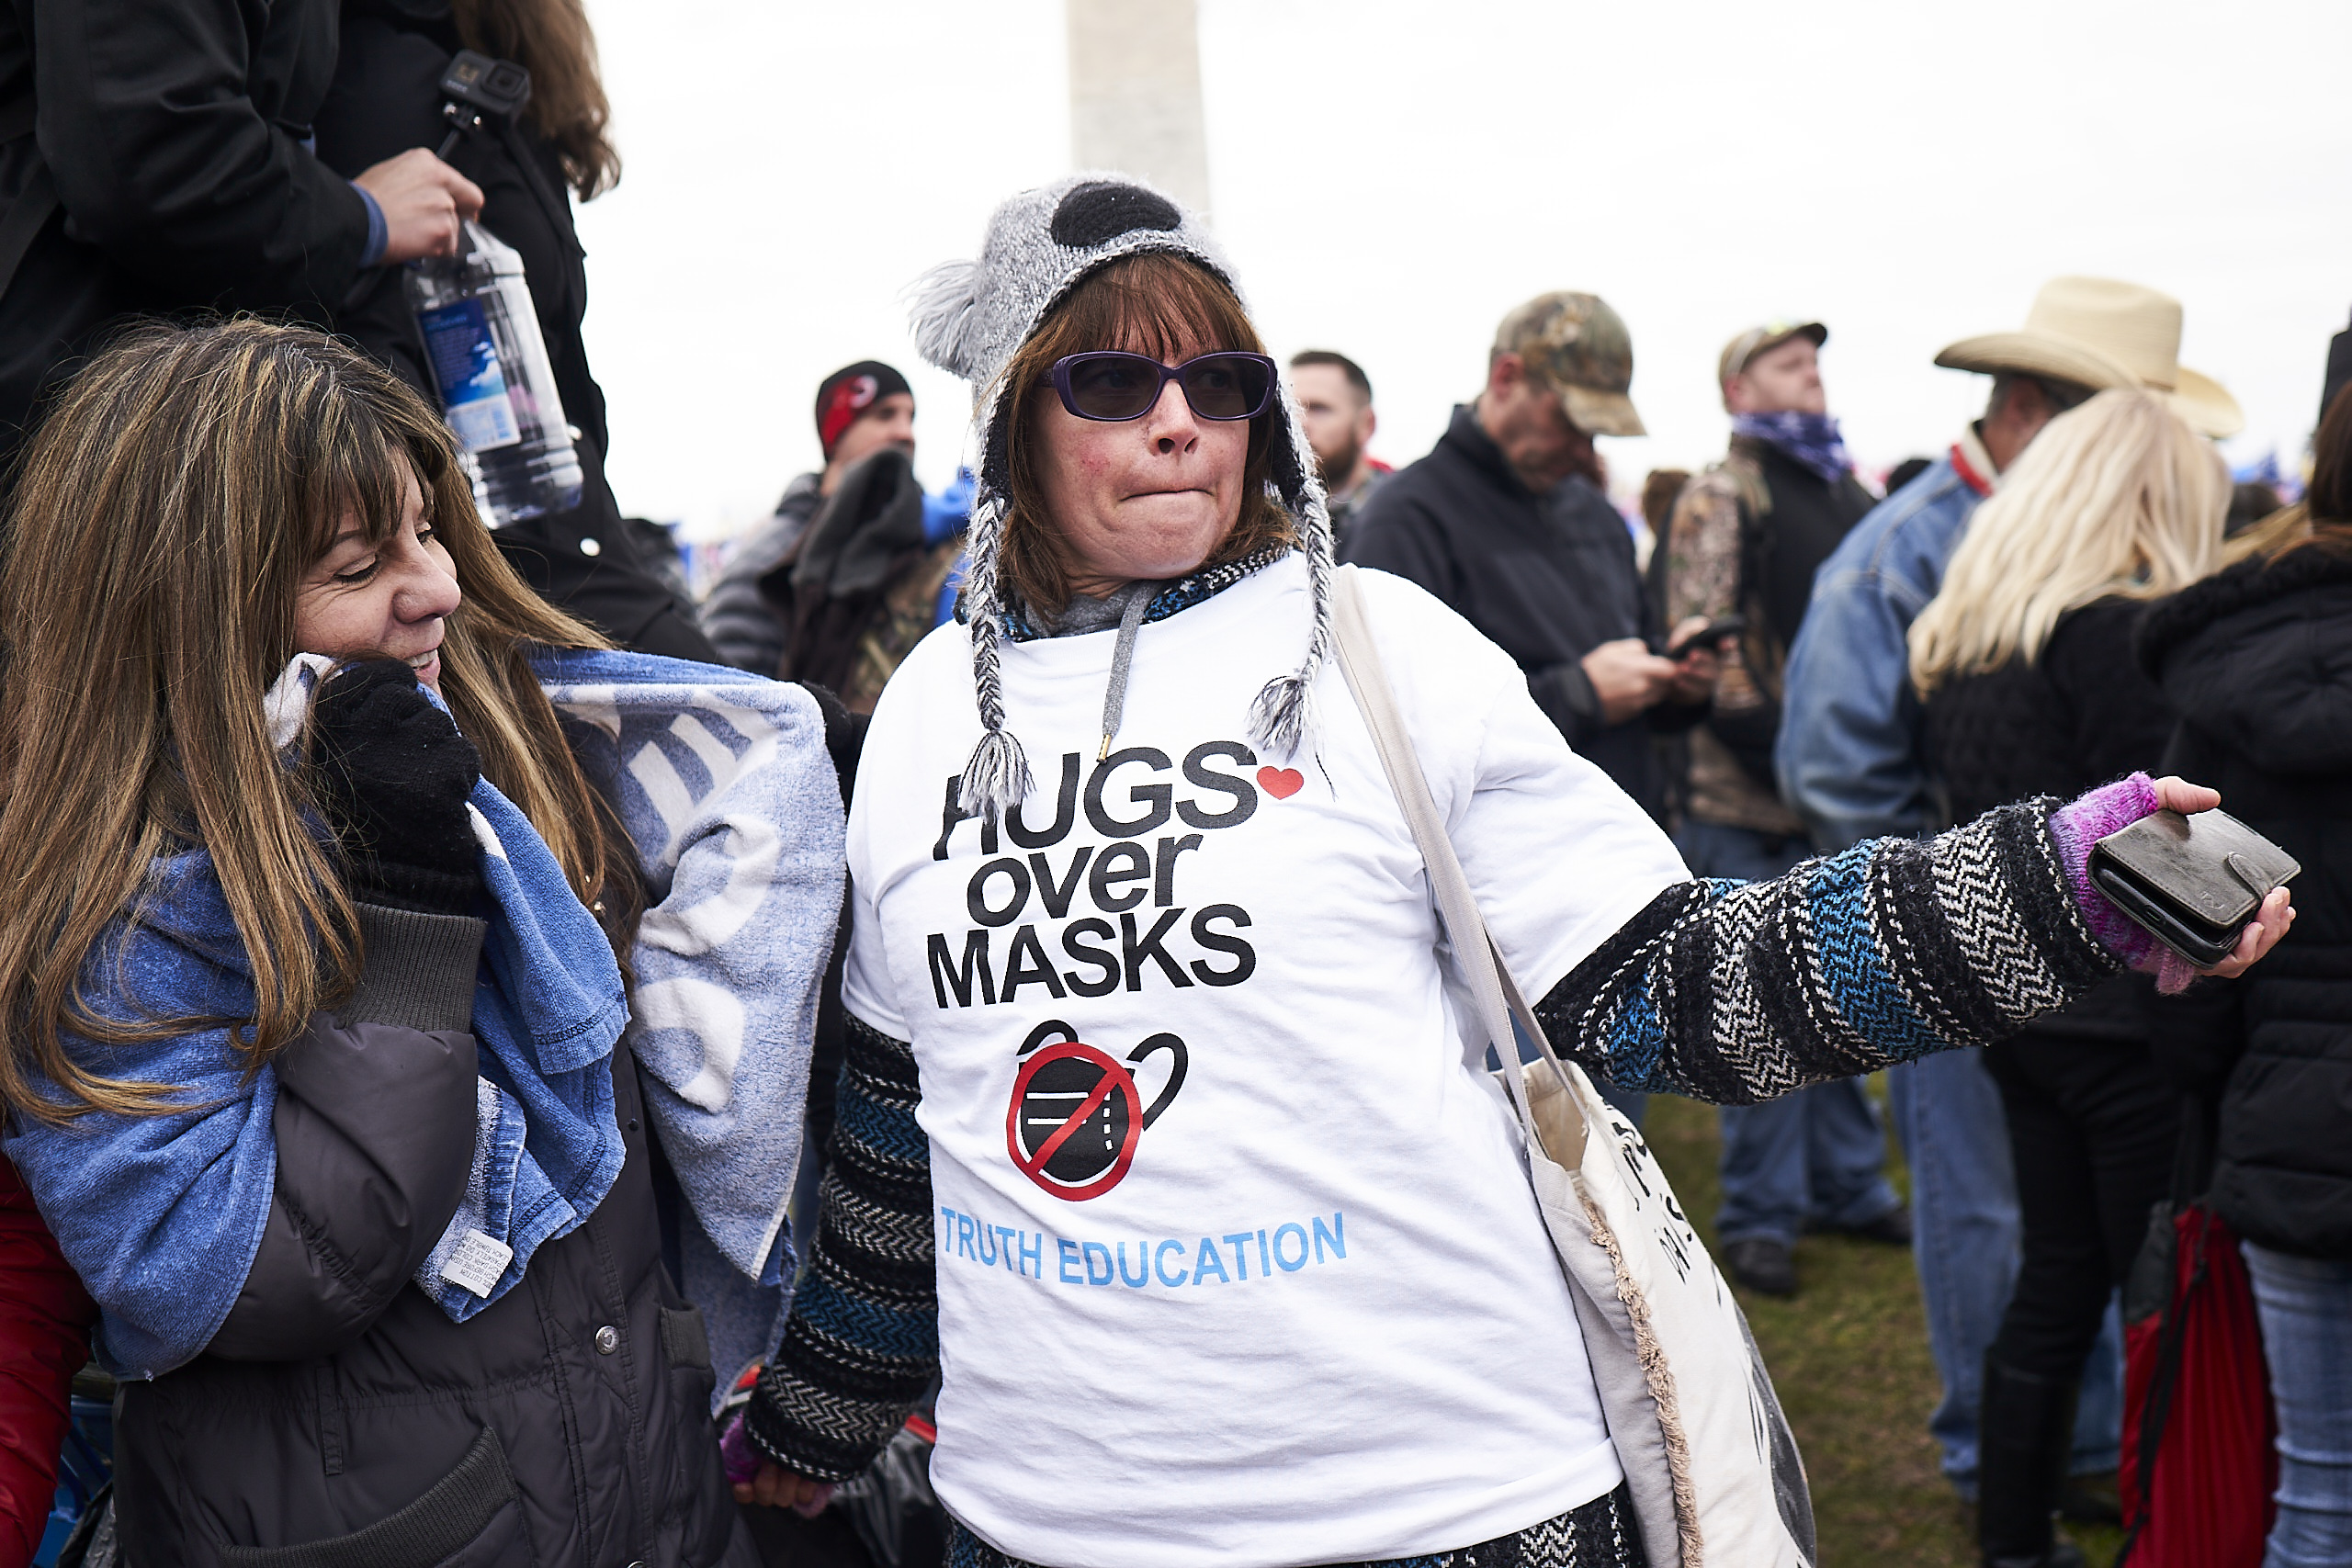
[0,319,841,1566]
[315,0,714,661]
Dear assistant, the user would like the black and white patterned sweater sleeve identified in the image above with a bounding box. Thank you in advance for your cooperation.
[1532,800,2124,1104]
[745,1015,937,1483]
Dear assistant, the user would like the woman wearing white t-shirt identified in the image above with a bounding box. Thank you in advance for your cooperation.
[734,176,2290,1568]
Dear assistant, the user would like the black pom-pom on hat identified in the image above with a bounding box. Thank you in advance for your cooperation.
[1049,181,1182,249]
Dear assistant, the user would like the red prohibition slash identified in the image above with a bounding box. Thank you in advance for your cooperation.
[1005,1041,1146,1201]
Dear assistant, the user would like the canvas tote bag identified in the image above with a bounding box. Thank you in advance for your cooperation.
[1329,565,1815,1568]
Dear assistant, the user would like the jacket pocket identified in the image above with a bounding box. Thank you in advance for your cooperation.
[217,1427,530,1568]
[659,1304,712,1373]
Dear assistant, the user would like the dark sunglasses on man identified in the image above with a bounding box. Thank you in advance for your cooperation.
[1042,351,1279,423]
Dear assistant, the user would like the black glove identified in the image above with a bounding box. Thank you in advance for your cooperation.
[307,660,485,917]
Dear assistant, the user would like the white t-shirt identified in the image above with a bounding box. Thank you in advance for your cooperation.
[843,556,1690,1568]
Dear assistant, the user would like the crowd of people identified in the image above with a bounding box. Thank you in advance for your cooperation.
[0,6,2336,1568]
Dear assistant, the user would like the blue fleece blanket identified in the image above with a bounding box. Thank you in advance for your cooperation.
[537,650,844,1395]
[5,650,842,1397]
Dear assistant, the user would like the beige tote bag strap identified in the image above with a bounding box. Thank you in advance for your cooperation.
[1327,566,1578,1148]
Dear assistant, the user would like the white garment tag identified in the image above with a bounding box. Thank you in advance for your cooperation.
[440,1228,514,1298]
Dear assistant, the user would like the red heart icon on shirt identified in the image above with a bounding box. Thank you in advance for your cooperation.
[1257,766,1304,799]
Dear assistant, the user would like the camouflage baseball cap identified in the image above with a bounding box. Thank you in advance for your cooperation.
[1493,291,1645,437]
[1718,320,1827,387]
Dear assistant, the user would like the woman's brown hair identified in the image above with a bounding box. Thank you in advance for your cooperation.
[453,0,620,199]
[990,252,1296,617]
[2231,381,2352,564]
[2226,387,2352,562]
[0,319,623,1122]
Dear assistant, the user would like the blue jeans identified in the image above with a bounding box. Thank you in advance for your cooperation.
[1676,822,1902,1247]
[2244,1242,2352,1567]
[1717,1077,1902,1244]
[1887,1052,2121,1490]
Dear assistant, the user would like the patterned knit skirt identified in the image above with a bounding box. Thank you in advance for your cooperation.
[943,1481,1647,1568]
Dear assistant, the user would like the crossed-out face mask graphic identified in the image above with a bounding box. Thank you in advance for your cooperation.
[1006,1020,1188,1200]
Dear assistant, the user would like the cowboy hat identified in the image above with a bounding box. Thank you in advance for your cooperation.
[1936,276,2243,439]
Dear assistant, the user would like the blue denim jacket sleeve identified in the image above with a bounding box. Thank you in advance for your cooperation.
[1775,461,1981,851]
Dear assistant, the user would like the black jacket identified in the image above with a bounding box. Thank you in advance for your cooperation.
[2138,544,2352,1258]
[112,901,752,1568]
[1924,597,2170,1043]
[311,0,715,662]
[1745,442,1876,662]
[1343,405,1701,821]
[0,0,368,458]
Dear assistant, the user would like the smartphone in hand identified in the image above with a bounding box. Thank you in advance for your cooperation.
[1667,614,1745,660]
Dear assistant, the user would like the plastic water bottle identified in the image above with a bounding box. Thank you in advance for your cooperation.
[406,220,583,525]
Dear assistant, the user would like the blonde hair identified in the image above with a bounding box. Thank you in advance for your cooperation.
[2228,499,2311,562]
[0,320,625,1123]
[1909,388,2227,696]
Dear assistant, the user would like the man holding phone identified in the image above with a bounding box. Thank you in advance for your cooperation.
[1656,319,1902,1299]
[1344,291,1718,829]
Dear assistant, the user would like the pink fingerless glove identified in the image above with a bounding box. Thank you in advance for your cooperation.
[719,1412,836,1517]
[2045,772,2200,993]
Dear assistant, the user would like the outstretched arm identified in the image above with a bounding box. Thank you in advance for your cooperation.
[1536,779,2291,1105]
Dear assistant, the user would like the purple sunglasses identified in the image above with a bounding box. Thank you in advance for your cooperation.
[1041,351,1280,423]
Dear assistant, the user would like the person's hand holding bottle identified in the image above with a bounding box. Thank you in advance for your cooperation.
[354,150,486,265]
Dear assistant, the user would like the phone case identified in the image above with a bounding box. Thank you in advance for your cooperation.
[2087,808,2299,966]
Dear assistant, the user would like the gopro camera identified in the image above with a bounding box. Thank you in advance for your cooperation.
[440,51,531,118]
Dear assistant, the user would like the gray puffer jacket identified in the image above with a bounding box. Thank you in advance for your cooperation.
[110,904,752,1568]
[701,473,823,674]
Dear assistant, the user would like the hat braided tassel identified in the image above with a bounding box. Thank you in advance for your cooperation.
[956,491,1035,820]
[1249,398,1336,761]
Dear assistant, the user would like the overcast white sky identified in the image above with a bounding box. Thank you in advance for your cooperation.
[576,0,2352,541]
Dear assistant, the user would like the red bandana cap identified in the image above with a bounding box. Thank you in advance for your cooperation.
[816,360,911,457]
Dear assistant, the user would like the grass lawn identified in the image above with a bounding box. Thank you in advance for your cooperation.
[1639,1087,2122,1568]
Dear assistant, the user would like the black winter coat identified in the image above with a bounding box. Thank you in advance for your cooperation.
[2139,543,2352,1258]
[112,902,752,1568]
[1745,442,1878,667]
[311,0,716,663]
[1923,598,2170,1043]
[1343,405,1702,821]
[0,0,368,460]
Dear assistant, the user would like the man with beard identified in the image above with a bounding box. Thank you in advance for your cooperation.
[1289,350,1388,547]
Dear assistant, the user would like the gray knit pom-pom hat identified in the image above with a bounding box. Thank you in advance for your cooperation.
[910,172,1335,822]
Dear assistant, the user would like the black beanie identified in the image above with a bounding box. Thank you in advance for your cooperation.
[815,360,912,457]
